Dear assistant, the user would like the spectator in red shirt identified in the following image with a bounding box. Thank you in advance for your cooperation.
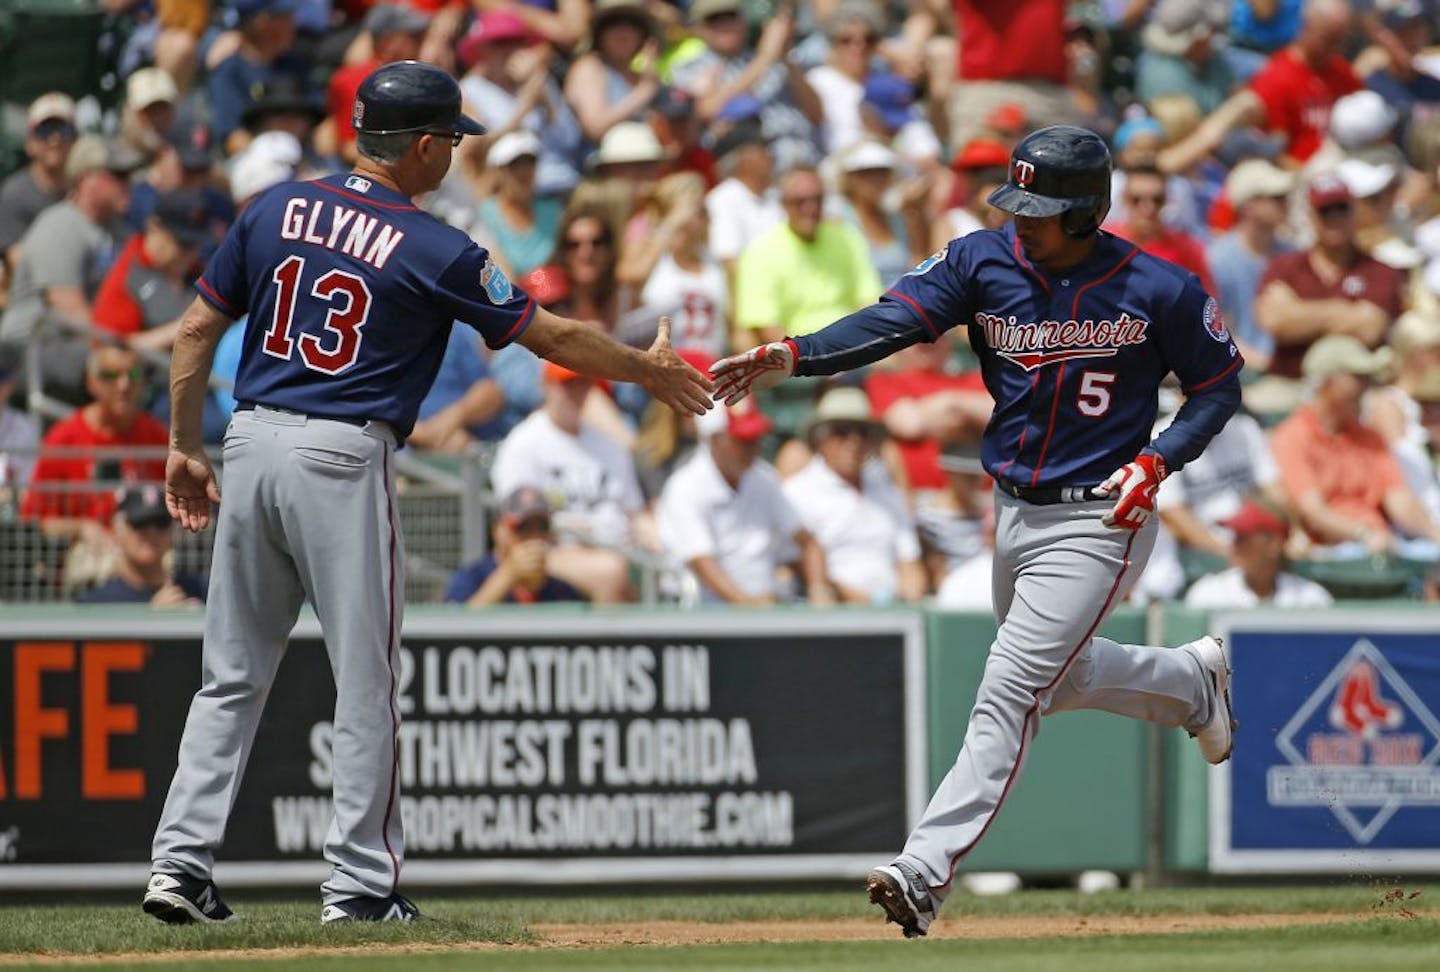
[1247,0,1360,163]
[92,188,214,352]
[943,0,1070,152]
[865,336,990,494]
[326,5,430,162]
[1157,0,1359,173]
[1108,165,1214,290]
[1256,172,1407,380]
[22,343,168,539]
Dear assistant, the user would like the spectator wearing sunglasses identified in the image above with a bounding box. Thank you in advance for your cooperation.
[1256,172,1407,381]
[782,387,926,605]
[20,343,168,539]
[0,93,78,271]
[75,485,206,606]
[1108,164,1213,291]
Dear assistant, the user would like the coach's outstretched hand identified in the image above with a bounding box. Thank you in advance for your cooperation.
[644,316,715,415]
[710,341,795,406]
[1095,452,1167,530]
[166,447,221,533]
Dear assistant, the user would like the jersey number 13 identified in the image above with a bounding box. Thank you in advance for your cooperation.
[261,255,373,375]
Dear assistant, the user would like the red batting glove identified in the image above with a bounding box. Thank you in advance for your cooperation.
[710,340,796,406]
[1095,452,1167,530]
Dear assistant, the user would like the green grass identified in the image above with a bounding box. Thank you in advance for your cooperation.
[0,886,1434,970]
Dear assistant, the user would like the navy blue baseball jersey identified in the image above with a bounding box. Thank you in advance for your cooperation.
[196,173,535,437]
[792,224,1244,488]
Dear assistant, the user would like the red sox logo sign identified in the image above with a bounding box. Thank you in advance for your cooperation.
[1013,159,1036,188]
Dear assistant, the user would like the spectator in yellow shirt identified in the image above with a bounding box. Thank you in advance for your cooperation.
[733,166,881,345]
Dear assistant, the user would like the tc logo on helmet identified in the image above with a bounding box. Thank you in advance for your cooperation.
[1013,160,1036,187]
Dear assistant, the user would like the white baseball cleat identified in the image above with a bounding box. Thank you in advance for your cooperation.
[1184,636,1236,764]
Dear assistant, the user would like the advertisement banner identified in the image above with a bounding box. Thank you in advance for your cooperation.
[0,611,925,888]
[1210,611,1440,873]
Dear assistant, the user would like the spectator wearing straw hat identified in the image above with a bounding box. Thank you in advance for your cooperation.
[120,68,181,166]
[1271,334,1440,554]
[1183,498,1332,609]
[834,140,932,289]
[658,398,832,605]
[1366,308,1440,521]
[0,93,78,271]
[1207,158,1296,370]
[783,387,926,605]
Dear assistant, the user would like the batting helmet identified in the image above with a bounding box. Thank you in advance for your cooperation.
[987,125,1112,239]
[352,60,486,138]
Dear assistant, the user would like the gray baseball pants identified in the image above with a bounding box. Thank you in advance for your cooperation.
[897,489,1211,897]
[151,406,406,905]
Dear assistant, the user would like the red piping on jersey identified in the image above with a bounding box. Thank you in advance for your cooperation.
[316,180,418,211]
[1011,234,1050,294]
[495,296,536,347]
[1069,245,1138,319]
[783,337,801,372]
[938,529,1138,893]
[886,288,941,339]
[1029,363,1067,486]
[196,278,239,317]
[1183,353,1244,394]
[380,446,402,894]
[994,371,1042,482]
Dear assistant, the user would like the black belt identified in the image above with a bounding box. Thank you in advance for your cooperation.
[235,402,368,428]
[997,480,1102,505]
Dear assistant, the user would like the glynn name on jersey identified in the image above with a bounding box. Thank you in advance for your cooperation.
[975,311,1150,371]
[277,194,405,271]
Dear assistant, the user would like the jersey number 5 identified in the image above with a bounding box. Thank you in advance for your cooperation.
[1076,370,1115,417]
[262,255,372,375]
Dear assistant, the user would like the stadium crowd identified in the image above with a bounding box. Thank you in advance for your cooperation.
[3,0,1440,607]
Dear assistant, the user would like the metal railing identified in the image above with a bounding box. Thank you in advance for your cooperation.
[0,443,683,605]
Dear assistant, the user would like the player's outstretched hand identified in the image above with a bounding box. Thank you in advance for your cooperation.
[643,316,715,415]
[710,341,795,406]
[166,448,221,533]
[1095,452,1167,530]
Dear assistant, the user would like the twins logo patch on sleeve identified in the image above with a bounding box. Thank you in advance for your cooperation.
[1202,296,1229,342]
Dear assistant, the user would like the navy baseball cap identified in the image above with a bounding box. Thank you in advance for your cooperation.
[500,486,552,524]
[231,0,298,20]
[862,73,917,132]
[152,188,213,248]
[168,120,214,171]
[117,485,171,528]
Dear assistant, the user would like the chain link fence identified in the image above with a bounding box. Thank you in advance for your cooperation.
[0,445,493,605]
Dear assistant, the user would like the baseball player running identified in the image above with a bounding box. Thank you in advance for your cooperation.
[143,61,711,925]
[712,126,1240,938]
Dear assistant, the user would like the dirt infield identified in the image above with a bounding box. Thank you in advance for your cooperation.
[0,910,1398,966]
